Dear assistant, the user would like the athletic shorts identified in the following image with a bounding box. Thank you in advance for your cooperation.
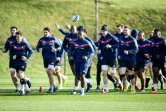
[15,64,27,73]
[135,62,149,71]
[43,59,56,69]
[101,59,116,68]
[153,62,164,69]
[119,60,136,71]
[75,62,89,76]
[9,59,15,68]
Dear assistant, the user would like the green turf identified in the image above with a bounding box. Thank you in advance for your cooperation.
[0,74,166,111]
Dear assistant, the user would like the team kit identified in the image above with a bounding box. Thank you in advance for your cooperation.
[2,24,166,96]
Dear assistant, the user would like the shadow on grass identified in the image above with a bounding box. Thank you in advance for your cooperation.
[0,89,166,96]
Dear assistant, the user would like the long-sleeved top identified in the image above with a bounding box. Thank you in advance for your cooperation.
[68,38,94,63]
[10,40,33,65]
[59,29,70,35]
[85,36,97,53]
[98,33,119,59]
[151,37,166,62]
[3,35,27,53]
[36,36,61,60]
[113,32,124,40]
[118,35,138,62]
[136,39,151,63]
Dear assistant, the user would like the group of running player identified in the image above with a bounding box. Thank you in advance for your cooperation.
[2,24,166,96]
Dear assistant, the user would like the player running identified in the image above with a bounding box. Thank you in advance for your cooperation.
[118,26,138,93]
[2,26,31,92]
[150,29,166,94]
[135,31,151,92]
[98,24,123,93]
[36,27,61,93]
[10,31,33,96]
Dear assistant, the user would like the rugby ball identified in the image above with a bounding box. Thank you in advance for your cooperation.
[72,14,79,22]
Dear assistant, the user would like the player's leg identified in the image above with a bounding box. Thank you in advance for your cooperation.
[9,60,20,92]
[119,61,128,92]
[151,62,160,94]
[101,65,109,92]
[80,62,89,96]
[85,65,92,92]
[54,66,63,89]
[134,63,141,91]
[127,62,136,93]
[18,64,30,96]
[96,60,101,90]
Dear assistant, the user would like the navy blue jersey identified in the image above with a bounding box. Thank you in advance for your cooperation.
[36,36,61,60]
[10,41,33,65]
[151,37,166,62]
[98,33,119,59]
[68,38,94,63]
[59,29,70,35]
[136,39,151,63]
[113,32,124,40]
[3,35,27,53]
[85,36,97,53]
[118,35,138,62]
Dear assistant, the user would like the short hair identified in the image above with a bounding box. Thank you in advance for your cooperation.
[138,31,144,36]
[154,28,160,32]
[43,27,51,32]
[16,31,22,36]
[117,24,124,28]
[10,26,18,30]
[124,25,131,29]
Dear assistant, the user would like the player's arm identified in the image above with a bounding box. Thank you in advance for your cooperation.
[55,23,70,35]
[36,39,42,52]
[26,43,33,59]
[127,39,139,54]
[2,39,10,53]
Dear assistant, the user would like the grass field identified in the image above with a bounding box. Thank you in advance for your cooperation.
[0,74,166,111]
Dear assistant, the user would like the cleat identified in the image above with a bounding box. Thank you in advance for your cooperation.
[140,90,145,92]
[58,86,63,89]
[87,83,92,88]
[145,78,150,88]
[150,90,158,94]
[124,83,130,92]
[131,89,136,93]
[27,78,31,88]
[86,88,90,93]
[71,90,77,94]
[53,86,58,92]
[114,81,118,89]
[25,90,30,95]
[95,86,100,90]
[47,88,53,93]
[15,89,20,92]
[80,91,84,96]
[100,88,108,93]
[20,91,24,96]
[119,83,123,91]
[62,76,68,86]
[128,85,131,90]
[135,85,141,91]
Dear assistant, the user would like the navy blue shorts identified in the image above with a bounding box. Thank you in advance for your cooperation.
[68,59,74,66]
[75,62,89,76]
[135,62,149,71]
[43,59,56,68]
[101,58,116,68]
[9,59,15,68]
[119,60,136,71]
[15,64,27,73]
[153,62,164,69]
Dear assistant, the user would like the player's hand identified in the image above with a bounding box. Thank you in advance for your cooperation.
[56,57,60,61]
[118,56,121,59]
[65,23,71,30]
[156,55,160,59]
[124,50,128,55]
[106,44,111,49]
[51,48,56,52]
[21,56,27,61]
[82,56,87,60]
[100,57,103,60]
[144,54,149,59]
[69,56,74,61]
[13,55,17,60]
[55,23,60,29]
[39,48,42,52]
[98,50,101,54]
[2,48,6,53]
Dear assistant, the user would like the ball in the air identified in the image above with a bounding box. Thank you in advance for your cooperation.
[72,14,79,22]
